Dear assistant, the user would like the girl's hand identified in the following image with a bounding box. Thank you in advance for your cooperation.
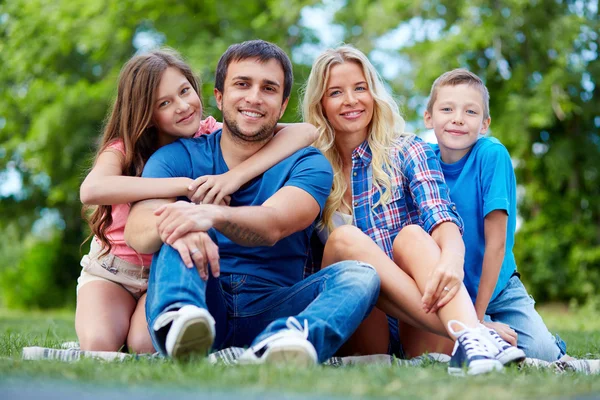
[188,173,240,205]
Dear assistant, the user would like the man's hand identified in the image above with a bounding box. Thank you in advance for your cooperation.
[171,231,220,280]
[154,201,224,245]
[483,320,518,347]
[422,253,464,313]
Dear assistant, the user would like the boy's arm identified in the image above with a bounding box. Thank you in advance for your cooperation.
[125,198,175,254]
[80,149,191,205]
[474,209,508,320]
[188,123,318,204]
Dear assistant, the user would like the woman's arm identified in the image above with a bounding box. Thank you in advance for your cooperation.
[474,210,507,320]
[188,123,318,204]
[80,149,192,205]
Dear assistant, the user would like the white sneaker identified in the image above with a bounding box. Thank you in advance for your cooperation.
[153,305,215,359]
[447,320,503,376]
[480,325,526,365]
[238,317,317,367]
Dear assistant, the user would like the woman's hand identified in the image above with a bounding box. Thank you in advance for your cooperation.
[188,173,238,205]
[422,253,464,313]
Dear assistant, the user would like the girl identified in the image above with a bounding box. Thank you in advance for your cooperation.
[302,45,523,375]
[77,48,317,353]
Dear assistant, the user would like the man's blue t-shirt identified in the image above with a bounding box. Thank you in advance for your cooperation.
[431,137,517,303]
[142,129,333,287]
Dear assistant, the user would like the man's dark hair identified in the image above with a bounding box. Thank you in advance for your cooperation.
[215,40,293,102]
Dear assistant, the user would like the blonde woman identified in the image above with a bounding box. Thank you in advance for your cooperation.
[302,45,524,376]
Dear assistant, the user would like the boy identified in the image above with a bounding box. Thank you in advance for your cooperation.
[424,69,566,361]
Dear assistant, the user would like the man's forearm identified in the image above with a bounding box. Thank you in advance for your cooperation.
[214,205,298,247]
[125,199,172,253]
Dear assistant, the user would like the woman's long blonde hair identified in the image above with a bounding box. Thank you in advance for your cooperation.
[83,49,201,255]
[302,45,412,232]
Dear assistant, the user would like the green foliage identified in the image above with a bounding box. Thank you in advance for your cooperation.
[0,0,598,306]
[333,0,600,303]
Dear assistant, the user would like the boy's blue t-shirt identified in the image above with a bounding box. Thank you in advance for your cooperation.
[431,137,517,303]
[142,129,333,287]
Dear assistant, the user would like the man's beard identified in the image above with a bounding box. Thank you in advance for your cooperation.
[222,108,278,144]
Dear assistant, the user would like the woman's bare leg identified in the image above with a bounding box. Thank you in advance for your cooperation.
[393,224,480,355]
[76,280,136,351]
[126,293,155,354]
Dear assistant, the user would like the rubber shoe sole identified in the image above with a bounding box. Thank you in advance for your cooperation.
[170,316,214,360]
[496,347,526,365]
[448,359,503,376]
[263,338,318,367]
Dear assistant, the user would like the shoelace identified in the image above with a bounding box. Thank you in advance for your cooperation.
[487,328,510,350]
[285,316,309,339]
[448,320,492,359]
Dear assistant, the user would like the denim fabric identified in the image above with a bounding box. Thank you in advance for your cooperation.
[146,243,380,363]
[485,275,567,361]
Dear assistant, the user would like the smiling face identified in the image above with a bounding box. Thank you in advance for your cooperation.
[214,57,288,143]
[320,61,374,142]
[152,67,202,145]
[424,83,491,163]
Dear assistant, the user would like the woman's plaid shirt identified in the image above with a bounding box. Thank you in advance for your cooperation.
[350,135,463,258]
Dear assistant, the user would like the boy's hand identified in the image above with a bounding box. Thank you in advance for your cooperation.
[483,320,518,347]
[188,173,240,205]
[154,201,224,245]
[422,254,464,313]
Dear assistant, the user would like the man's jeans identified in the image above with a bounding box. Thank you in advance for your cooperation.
[146,244,381,362]
[485,275,567,361]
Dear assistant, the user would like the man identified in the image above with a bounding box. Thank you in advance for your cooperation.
[124,40,380,365]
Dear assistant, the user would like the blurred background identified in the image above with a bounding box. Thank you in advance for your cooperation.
[0,0,598,310]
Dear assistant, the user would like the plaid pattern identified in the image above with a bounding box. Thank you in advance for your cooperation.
[352,136,463,258]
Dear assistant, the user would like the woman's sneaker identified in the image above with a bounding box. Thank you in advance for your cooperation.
[153,305,215,360]
[447,320,503,376]
[238,317,317,367]
[480,325,526,365]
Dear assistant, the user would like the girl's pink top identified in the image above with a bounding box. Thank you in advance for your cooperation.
[95,117,222,266]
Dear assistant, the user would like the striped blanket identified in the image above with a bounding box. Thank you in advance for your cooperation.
[21,344,600,374]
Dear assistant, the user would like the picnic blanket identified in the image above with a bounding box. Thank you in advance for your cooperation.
[21,344,600,374]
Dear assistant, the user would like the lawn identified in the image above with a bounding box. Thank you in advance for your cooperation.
[1,305,599,399]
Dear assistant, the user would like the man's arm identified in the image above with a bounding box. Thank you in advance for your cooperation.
[155,185,321,247]
[125,198,175,254]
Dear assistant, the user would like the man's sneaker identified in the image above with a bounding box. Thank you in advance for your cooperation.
[480,325,526,365]
[447,320,503,376]
[238,317,317,367]
[153,305,215,360]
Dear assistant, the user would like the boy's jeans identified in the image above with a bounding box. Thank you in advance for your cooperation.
[485,275,567,361]
[146,244,380,363]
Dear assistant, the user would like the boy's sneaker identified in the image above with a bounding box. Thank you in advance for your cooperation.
[447,320,503,376]
[238,317,317,367]
[480,325,526,365]
[153,305,215,360]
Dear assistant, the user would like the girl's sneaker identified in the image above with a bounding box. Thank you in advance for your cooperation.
[447,320,503,376]
[480,325,526,365]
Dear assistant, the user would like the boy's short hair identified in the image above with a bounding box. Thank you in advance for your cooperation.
[215,39,293,103]
[426,69,490,119]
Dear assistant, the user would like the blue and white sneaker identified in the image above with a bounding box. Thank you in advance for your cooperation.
[153,305,215,359]
[447,320,503,376]
[238,317,317,367]
[480,325,526,365]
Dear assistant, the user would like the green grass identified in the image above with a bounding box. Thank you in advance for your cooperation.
[1,306,599,399]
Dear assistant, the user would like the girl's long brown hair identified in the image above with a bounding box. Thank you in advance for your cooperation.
[83,48,201,256]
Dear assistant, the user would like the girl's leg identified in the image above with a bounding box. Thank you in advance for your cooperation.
[399,321,454,358]
[322,225,451,356]
[127,293,156,354]
[76,280,136,351]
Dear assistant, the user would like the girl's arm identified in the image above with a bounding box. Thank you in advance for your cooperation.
[80,148,192,205]
[474,210,508,321]
[188,123,318,204]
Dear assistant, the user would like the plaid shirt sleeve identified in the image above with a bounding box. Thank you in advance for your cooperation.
[401,137,463,234]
